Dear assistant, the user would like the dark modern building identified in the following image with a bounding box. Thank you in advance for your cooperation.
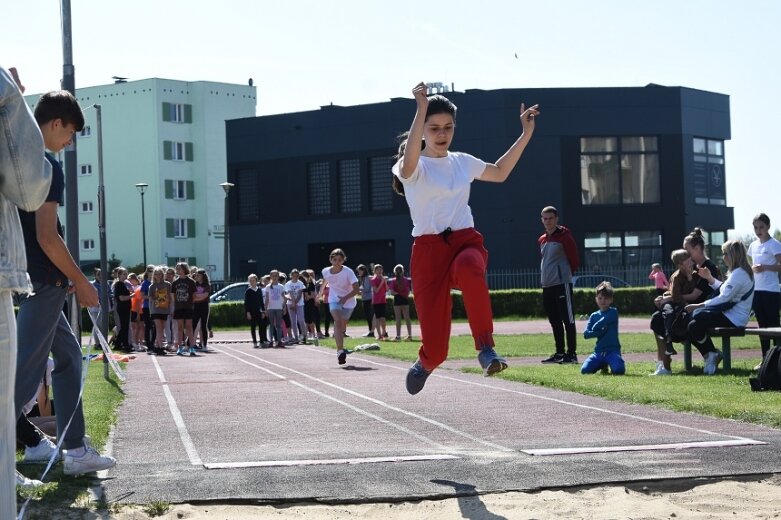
[225,84,732,286]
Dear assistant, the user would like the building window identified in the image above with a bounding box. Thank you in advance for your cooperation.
[166,218,195,238]
[163,140,193,161]
[80,126,91,137]
[583,230,662,271]
[338,159,361,213]
[369,157,394,211]
[80,201,94,213]
[173,180,186,199]
[307,161,331,216]
[237,169,259,221]
[79,164,92,176]
[81,239,95,250]
[165,180,194,200]
[580,136,660,205]
[693,138,726,206]
[162,102,192,123]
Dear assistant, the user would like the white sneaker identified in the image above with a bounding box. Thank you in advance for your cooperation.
[650,361,672,376]
[63,442,116,475]
[703,350,722,375]
[15,470,43,488]
[23,437,59,463]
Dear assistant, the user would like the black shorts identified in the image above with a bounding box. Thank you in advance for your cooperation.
[151,313,169,321]
[394,295,409,306]
[304,301,318,324]
[130,311,141,322]
[174,308,194,320]
[373,303,386,319]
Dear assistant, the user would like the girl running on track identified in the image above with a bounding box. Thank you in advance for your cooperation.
[318,249,360,365]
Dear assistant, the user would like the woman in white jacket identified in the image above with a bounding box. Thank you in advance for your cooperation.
[686,240,755,375]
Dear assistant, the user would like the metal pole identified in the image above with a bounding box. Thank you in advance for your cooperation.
[96,105,110,377]
[141,192,147,267]
[61,0,81,339]
[223,192,229,282]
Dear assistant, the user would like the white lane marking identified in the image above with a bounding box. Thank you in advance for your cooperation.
[217,349,453,451]
[219,346,515,453]
[152,356,203,466]
[336,352,761,444]
[523,439,766,456]
[205,454,459,469]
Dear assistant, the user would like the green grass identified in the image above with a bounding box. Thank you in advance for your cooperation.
[464,359,781,429]
[16,361,125,515]
[316,333,763,362]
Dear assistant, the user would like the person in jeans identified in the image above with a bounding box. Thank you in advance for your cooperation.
[686,240,755,375]
[0,65,53,501]
[580,282,625,375]
[355,264,375,337]
[539,206,580,364]
[747,213,781,362]
[15,89,116,477]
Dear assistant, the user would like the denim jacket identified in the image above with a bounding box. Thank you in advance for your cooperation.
[0,66,52,293]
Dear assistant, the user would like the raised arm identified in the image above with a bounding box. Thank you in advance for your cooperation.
[479,103,540,183]
[399,82,429,178]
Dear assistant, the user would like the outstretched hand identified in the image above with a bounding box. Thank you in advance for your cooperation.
[520,103,540,134]
[412,82,428,108]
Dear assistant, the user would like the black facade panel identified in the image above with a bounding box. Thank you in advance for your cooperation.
[226,85,733,281]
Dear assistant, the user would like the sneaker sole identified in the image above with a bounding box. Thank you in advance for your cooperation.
[484,359,508,377]
[63,460,116,475]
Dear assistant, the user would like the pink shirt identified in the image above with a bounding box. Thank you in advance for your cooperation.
[371,275,387,304]
[649,270,668,289]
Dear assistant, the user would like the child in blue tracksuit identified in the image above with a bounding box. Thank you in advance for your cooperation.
[581,281,625,375]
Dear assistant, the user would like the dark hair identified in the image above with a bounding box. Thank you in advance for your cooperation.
[684,227,707,250]
[595,281,614,297]
[392,95,458,197]
[196,269,210,287]
[34,90,85,130]
[753,213,771,227]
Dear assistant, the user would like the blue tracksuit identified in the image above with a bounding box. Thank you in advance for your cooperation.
[581,307,625,375]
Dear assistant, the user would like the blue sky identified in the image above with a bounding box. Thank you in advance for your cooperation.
[5,0,778,237]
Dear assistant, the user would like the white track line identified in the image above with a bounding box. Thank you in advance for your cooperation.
[303,347,762,444]
[524,439,765,456]
[152,356,203,466]
[217,348,455,451]
[218,346,515,453]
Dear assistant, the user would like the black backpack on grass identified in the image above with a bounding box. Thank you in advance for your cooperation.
[749,345,781,392]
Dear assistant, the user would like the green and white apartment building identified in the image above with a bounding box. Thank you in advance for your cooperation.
[26,78,256,279]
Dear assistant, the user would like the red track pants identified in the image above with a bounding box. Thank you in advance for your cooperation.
[410,227,494,371]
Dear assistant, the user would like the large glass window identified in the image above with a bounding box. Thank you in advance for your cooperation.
[307,162,331,216]
[369,156,394,211]
[580,136,660,205]
[338,159,361,213]
[693,137,726,206]
[583,230,662,271]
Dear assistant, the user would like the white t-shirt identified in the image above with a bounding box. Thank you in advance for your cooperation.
[264,283,286,310]
[748,237,781,292]
[321,266,359,309]
[705,267,755,327]
[392,151,486,237]
[284,279,306,306]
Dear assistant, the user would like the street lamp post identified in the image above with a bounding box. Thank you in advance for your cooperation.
[219,182,234,282]
[135,183,148,267]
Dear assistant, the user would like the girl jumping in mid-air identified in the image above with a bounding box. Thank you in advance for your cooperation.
[392,81,539,394]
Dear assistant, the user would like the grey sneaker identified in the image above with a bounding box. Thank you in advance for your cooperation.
[477,346,508,377]
[406,359,432,395]
[23,437,59,463]
[703,350,722,375]
[63,442,116,476]
[15,470,43,488]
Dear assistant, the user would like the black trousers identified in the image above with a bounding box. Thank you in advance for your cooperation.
[143,308,156,346]
[687,309,735,357]
[192,302,210,346]
[542,283,576,355]
[753,290,781,354]
[248,310,266,344]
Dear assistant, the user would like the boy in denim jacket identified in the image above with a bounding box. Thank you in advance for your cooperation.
[581,281,625,375]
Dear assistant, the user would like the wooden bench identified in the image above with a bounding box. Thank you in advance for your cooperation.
[682,327,781,371]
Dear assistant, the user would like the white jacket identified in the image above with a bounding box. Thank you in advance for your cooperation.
[705,267,754,327]
[0,66,52,292]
